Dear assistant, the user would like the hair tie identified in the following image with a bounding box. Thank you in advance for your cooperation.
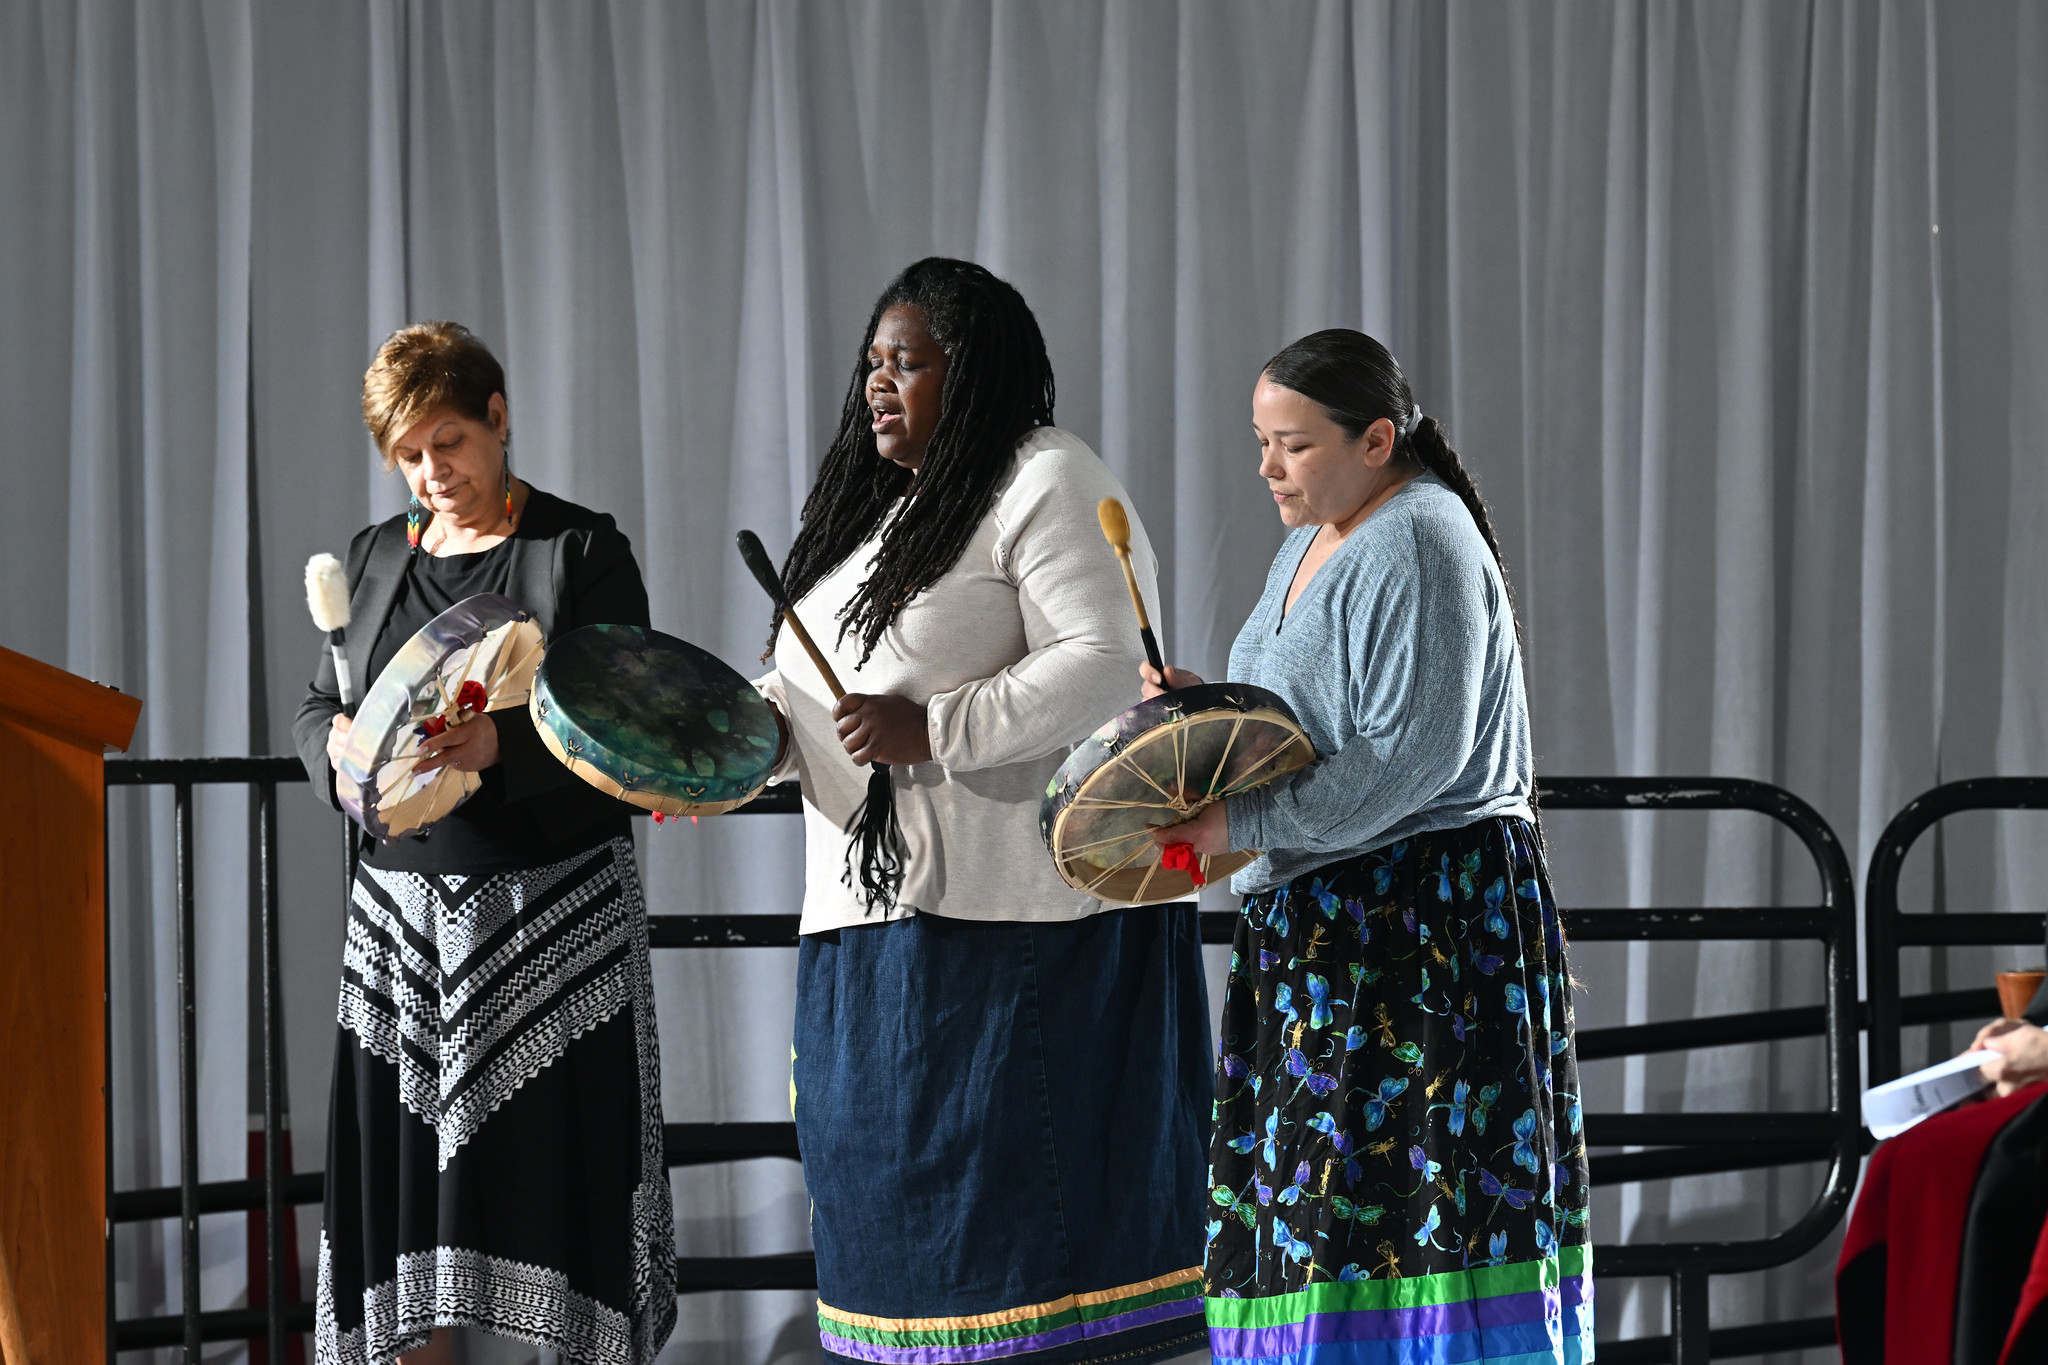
[1404,406,1426,437]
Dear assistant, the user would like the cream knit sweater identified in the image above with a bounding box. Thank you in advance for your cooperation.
[755,427,1160,934]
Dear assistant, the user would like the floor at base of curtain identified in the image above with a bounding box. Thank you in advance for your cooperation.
[1837,1079,2048,1364]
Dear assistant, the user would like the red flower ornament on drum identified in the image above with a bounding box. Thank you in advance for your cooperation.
[1159,841,1207,886]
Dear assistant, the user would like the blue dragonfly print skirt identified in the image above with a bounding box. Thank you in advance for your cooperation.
[1204,816,1592,1364]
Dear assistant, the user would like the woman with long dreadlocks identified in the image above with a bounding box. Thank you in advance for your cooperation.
[1142,331,1589,1364]
[751,258,1211,1364]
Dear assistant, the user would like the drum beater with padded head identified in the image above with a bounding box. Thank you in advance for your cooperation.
[1096,498,1168,685]
[305,553,355,708]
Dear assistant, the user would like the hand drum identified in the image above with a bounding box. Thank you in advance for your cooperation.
[337,593,545,840]
[1040,682,1314,904]
[530,624,781,817]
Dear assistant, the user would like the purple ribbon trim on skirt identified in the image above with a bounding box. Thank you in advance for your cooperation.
[1206,1276,1591,1360]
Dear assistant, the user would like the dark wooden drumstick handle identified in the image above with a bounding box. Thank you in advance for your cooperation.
[1125,580,1167,679]
[737,528,847,699]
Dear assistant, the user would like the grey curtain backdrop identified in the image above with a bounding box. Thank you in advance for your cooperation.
[4,2,2046,1361]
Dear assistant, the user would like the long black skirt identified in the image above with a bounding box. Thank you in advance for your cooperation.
[1203,816,1591,1364]
[314,836,675,1365]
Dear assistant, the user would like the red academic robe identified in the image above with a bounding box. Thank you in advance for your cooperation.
[1838,1080,2048,1364]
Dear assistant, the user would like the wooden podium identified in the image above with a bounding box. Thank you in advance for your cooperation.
[0,646,140,1365]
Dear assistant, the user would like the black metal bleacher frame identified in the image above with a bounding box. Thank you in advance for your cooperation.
[1864,778,2048,1089]
[103,758,306,1360]
[1539,778,1858,1365]
[104,764,1862,1364]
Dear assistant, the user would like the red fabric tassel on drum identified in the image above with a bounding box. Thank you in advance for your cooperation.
[1160,841,1206,887]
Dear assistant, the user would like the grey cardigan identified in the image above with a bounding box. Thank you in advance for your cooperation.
[291,487,650,848]
[1222,474,1534,894]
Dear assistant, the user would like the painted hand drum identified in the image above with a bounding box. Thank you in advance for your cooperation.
[338,593,546,841]
[1040,682,1314,904]
[530,624,781,817]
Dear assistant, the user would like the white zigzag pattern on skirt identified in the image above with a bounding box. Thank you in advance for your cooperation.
[335,846,609,1133]
[319,838,674,1363]
[316,1234,634,1365]
[628,936,676,1350]
[434,848,592,972]
[338,892,440,1088]
[337,840,647,1169]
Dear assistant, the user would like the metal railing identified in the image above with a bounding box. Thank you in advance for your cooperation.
[107,766,1869,1363]
[1863,777,2048,1089]
[105,757,305,1359]
[1534,778,1860,1365]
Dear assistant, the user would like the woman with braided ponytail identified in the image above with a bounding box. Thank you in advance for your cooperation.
[1143,330,1588,1364]
[753,258,1211,1364]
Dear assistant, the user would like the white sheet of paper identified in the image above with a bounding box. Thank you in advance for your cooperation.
[1862,1051,1996,1141]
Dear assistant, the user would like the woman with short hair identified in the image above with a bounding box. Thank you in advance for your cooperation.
[293,322,674,1365]
[756,258,1212,1365]
[1146,330,1589,1364]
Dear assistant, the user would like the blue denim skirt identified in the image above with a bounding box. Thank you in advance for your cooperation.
[794,905,1212,1365]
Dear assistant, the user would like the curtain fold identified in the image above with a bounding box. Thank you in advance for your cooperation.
[2001,5,2048,923]
[4,1,2045,1358]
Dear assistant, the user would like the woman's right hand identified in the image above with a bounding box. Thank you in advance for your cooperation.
[326,713,352,772]
[1973,1018,2048,1097]
[1139,662,1204,700]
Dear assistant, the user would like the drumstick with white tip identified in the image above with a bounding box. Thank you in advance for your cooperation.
[306,552,363,897]
[1097,498,1168,683]
[305,553,356,710]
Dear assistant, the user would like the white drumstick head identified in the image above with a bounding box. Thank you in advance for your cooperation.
[306,553,351,632]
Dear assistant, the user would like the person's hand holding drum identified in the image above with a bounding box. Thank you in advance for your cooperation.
[1149,798,1229,856]
[326,713,353,772]
[414,711,500,774]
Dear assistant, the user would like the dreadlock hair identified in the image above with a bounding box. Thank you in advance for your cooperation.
[763,258,1054,915]
[767,257,1056,666]
[1261,328,1547,850]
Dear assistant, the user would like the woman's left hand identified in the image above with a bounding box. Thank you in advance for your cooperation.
[417,712,500,774]
[833,693,933,766]
[1149,799,1229,856]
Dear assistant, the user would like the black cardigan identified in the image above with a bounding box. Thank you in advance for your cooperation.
[291,487,651,850]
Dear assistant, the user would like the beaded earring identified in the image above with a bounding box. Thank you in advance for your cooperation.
[406,493,425,550]
[501,434,515,526]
